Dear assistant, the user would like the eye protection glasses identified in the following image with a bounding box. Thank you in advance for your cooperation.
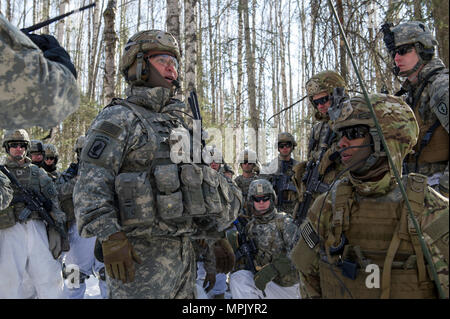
[312,95,330,107]
[8,142,27,149]
[278,142,292,149]
[148,54,179,70]
[252,195,271,203]
[338,125,370,140]
[391,44,414,58]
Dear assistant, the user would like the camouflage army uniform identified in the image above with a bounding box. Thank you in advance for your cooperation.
[290,94,449,299]
[0,171,13,210]
[269,156,299,216]
[42,144,60,181]
[383,22,449,196]
[229,179,300,299]
[74,31,238,299]
[293,71,347,223]
[0,14,79,130]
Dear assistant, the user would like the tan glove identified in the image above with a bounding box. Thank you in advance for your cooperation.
[47,227,62,259]
[203,272,217,293]
[102,231,142,283]
[213,238,235,273]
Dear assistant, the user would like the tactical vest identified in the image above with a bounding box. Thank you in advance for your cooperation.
[0,164,42,229]
[319,174,437,299]
[405,68,449,168]
[106,99,236,236]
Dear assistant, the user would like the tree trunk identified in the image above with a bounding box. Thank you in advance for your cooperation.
[103,0,118,105]
[56,0,69,44]
[431,0,449,67]
[184,0,197,95]
[166,0,181,44]
[207,0,216,124]
[336,0,347,82]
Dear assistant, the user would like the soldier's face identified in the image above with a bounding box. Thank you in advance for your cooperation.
[8,143,27,158]
[148,54,178,84]
[394,46,419,74]
[253,195,271,214]
[210,161,220,171]
[224,172,233,179]
[31,153,43,162]
[45,157,55,166]
[278,142,292,156]
[312,92,332,114]
[241,162,254,173]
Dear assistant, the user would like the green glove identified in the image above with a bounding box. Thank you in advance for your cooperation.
[102,231,142,283]
[254,264,278,291]
[272,256,293,276]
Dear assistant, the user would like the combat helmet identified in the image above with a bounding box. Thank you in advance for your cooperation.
[382,21,438,76]
[247,179,277,214]
[119,30,180,87]
[29,139,45,154]
[2,129,31,150]
[330,93,419,176]
[306,70,347,113]
[278,132,297,149]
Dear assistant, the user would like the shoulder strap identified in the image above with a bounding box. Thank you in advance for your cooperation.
[330,179,353,247]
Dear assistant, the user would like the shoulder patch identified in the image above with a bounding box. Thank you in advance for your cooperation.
[300,221,319,249]
[87,139,107,159]
[437,101,447,116]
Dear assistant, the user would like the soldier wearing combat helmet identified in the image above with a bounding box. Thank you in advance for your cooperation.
[292,71,348,224]
[382,21,449,197]
[265,132,299,216]
[290,93,449,299]
[228,179,300,299]
[28,140,45,167]
[74,30,239,298]
[42,143,60,180]
[0,129,67,298]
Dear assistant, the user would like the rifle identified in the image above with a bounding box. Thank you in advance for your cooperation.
[21,2,95,33]
[294,127,335,227]
[233,217,257,274]
[0,165,67,240]
[187,90,206,163]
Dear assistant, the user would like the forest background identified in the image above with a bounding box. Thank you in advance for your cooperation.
[0,0,448,172]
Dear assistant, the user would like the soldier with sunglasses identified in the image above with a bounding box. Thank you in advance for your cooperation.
[292,71,348,223]
[0,129,67,298]
[382,22,449,197]
[42,144,60,181]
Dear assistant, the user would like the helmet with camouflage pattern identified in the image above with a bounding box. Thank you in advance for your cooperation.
[29,139,45,154]
[73,135,86,153]
[385,21,438,76]
[2,129,31,150]
[120,30,180,87]
[238,149,258,163]
[277,132,297,148]
[247,179,277,214]
[203,144,223,166]
[330,93,419,175]
[306,71,347,108]
[44,143,59,161]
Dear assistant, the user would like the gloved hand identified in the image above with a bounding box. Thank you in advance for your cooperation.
[213,238,235,273]
[102,231,142,283]
[203,272,217,293]
[47,227,62,259]
[254,264,278,292]
[26,33,77,78]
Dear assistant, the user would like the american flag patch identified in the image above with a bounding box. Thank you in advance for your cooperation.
[301,221,319,249]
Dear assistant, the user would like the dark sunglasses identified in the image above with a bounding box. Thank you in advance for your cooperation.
[252,195,271,203]
[391,44,414,58]
[339,125,369,140]
[312,95,330,107]
[8,142,27,149]
[242,160,254,165]
[278,142,292,149]
[45,157,56,161]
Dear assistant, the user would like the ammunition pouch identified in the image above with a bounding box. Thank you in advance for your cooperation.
[115,171,156,227]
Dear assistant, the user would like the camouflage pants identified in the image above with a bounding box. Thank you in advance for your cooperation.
[106,235,196,299]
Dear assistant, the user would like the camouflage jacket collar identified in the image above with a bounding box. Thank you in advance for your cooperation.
[252,208,276,224]
[401,58,446,92]
[349,171,395,197]
[5,156,31,168]
[126,86,173,112]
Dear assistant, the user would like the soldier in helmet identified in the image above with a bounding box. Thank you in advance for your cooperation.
[0,129,67,298]
[292,71,347,224]
[42,144,60,180]
[56,136,108,299]
[264,132,299,216]
[382,21,449,197]
[228,179,300,299]
[0,14,79,130]
[28,140,46,168]
[74,30,238,298]
[290,94,449,299]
